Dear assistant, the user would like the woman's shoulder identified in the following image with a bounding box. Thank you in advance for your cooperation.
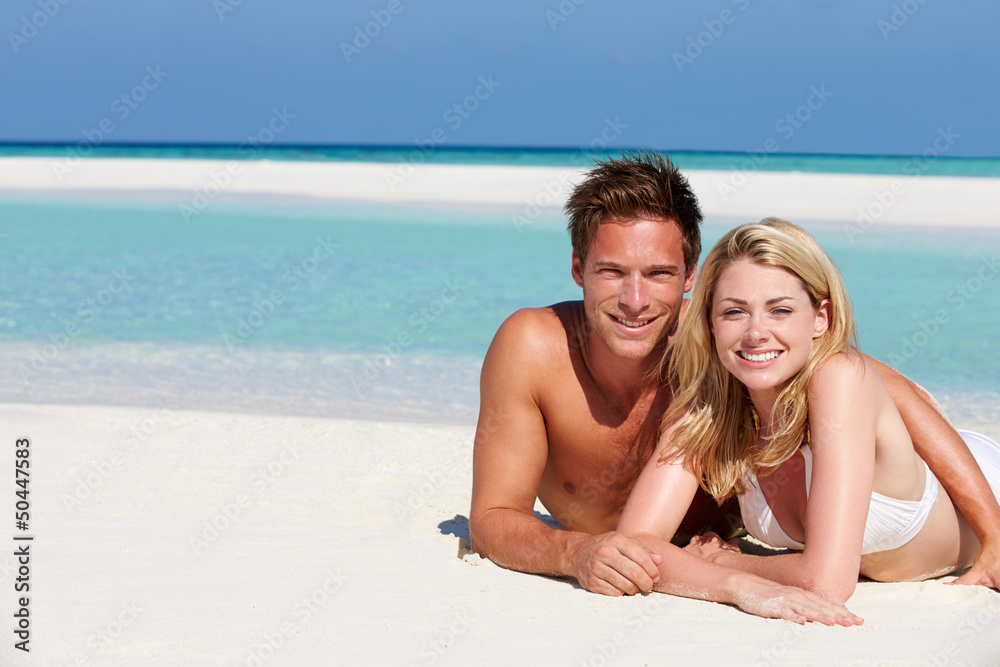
[808,351,888,452]
[810,350,875,391]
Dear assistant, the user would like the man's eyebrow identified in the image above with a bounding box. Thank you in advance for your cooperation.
[592,260,681,271]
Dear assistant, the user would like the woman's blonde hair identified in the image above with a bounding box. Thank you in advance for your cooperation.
[660,218,858,501]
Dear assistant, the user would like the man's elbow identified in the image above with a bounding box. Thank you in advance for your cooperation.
[468,512,490,556]
[468,507,507,558]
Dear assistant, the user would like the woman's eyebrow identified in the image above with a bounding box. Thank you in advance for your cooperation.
[717,296,796,305]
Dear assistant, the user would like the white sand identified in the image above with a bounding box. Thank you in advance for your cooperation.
[2,157,1000,665]
[1,403,998,666]
[2,155,999,227]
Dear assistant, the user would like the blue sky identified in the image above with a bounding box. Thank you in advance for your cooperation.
[1,0,997,156]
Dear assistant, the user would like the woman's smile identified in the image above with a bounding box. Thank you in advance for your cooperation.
[711,259,829,404]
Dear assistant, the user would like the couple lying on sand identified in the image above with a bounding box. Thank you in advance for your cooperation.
[469,152,1000,625]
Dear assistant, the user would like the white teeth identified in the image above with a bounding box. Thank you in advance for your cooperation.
[616,317,648,328]
[740,351,779,362]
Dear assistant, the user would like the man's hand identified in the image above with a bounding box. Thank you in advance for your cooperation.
[684,531,741,562]
[950,538,1000,589]
[567,531,663,596]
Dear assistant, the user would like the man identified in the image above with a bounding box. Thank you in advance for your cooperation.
[469,152,1000,597]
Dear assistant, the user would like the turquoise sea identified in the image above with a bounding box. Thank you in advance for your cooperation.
[0,146,998,427]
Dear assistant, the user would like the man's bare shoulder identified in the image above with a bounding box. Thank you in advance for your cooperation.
[488,302,584,361]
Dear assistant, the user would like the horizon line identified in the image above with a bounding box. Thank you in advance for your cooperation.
[0,141,997,162]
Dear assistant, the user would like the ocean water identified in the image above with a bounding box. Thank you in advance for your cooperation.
[0,147,998,428]
[5,143,1000,177]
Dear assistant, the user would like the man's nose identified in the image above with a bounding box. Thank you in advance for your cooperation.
[619,274,650,313]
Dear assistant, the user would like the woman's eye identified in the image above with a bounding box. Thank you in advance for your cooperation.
[772,307,793,315]
[722,308,743,317]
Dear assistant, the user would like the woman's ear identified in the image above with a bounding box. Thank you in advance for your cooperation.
[813,298,831,338]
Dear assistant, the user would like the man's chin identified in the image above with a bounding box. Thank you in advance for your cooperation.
[602,332,665,362]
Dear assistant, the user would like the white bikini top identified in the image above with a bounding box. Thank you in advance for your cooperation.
[737,444,938,555]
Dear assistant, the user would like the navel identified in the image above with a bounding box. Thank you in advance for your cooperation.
[563,480,577,494]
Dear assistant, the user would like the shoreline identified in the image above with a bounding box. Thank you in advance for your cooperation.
[3,156,1000,664]
[0,339,995,442]
[2,155,1000,228]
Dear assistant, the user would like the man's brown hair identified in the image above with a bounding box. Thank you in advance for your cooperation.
[565,151,702,272]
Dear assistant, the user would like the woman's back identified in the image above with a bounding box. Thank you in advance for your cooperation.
[745,351,972,581]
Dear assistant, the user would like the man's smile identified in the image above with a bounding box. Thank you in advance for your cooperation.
[611,314,658,330]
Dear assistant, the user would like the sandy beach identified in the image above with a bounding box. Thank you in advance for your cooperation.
[2,155,999,228]
[2,156,1000,665]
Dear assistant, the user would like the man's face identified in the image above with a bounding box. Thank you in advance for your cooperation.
[572,217,696,362]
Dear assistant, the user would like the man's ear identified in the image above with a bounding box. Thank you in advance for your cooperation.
[813,298,831,338]
[683,266,697,294]
[572,250,584,288]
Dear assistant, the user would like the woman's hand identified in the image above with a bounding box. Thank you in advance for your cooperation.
[731,577,865,626]
[684,531,741,562]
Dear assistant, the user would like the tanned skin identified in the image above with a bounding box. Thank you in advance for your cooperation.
[472,218,733,597]
[470,217,1000,601]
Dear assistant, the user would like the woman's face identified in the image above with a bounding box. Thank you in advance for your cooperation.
[710,259,829,405]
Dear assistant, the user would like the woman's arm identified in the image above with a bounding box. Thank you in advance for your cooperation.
[618,424,863,624]
[693,353,876,603]
[866,355,1000,589]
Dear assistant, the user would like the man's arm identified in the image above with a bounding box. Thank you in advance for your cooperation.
[469,309,661,596]
[867,355,1000,588]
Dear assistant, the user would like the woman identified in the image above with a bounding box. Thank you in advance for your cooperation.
[618,218,1000,619]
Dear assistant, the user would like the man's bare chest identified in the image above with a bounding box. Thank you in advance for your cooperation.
[537,390,664,525]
